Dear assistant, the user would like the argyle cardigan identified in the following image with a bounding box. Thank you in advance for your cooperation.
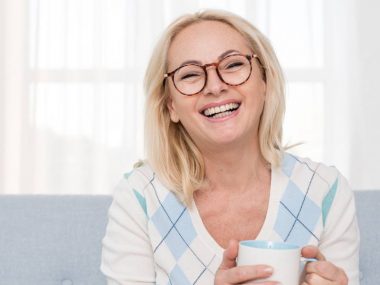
[101,153,359,285]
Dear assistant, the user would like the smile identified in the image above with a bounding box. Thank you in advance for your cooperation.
[202,102,241,119]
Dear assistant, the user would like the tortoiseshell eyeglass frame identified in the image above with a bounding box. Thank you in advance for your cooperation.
[163,53,264,96]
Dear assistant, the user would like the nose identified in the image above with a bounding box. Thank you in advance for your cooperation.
[202,66,228,96]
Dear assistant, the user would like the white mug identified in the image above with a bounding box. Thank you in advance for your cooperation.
[237,240,314,285]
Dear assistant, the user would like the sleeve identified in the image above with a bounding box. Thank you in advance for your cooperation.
[319,172,360,285]
[101,174,156,285]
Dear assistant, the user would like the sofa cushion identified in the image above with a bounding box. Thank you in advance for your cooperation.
[0,195,112,285]
[354,190,380,285]
[0,191,378,284]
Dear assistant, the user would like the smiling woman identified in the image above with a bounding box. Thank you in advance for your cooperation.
[164,20,269,188]
[101,9,359,285]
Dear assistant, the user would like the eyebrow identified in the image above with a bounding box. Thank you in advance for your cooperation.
[178,49,241,67]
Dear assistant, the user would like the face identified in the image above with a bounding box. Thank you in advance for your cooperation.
[166,21,266,152]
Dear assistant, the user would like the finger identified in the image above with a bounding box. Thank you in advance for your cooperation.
[239,280,280,285]
[224,265,274,284]
[304,272,335,285]
[305,261,348,283]
[301,245,326,261]
[218,239,239,270]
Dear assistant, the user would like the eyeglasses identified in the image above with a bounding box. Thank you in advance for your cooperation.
[164,53,259,96]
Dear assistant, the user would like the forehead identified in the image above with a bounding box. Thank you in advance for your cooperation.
[167,20,250,68]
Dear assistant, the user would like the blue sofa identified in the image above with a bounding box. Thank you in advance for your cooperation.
[0,191,378,285]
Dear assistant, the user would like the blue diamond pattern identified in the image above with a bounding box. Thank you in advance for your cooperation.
[147,176,219,284]
[165,223,188,260]
[175,210,196,245]
[282,180,305,214]
[169,265,192,285]
[152,192,197,262]
[298,197,321,232]
[286,221,313,246]
[274,203,297,240]
[151,206,172,237]
[162,192,185,221]
[274,174,321,244]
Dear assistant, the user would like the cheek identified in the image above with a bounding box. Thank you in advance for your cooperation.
[253,76,266,97]
[240,80,266,101]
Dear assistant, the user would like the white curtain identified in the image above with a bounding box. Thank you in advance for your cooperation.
[0,0,379,195]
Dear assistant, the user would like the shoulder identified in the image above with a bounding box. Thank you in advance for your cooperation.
[114,162,181,215]
[278,152,353,214]
[120,163,156,191]
[277,152,354,232]
[280,152,342,193]
[113,163,159,201]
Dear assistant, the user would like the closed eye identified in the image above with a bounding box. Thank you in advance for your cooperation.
[226,61,244,69]
[180,73,200,80]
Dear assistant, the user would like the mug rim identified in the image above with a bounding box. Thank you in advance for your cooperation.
[240,240,299,250]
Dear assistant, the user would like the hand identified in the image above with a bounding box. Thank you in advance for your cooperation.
[301,246,348,285]
[214,239,278,285]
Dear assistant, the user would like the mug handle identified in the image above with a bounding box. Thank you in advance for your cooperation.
[301,257,318,263]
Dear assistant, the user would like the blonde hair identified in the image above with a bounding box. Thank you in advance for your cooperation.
[144,10,285,205]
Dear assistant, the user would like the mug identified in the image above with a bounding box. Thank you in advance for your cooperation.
[237,240,315,285]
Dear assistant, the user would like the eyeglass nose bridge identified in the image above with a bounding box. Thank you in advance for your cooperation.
[202,62,227,88]
[204,62,219,70]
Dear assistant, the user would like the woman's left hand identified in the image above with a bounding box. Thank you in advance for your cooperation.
[301,246,348,285]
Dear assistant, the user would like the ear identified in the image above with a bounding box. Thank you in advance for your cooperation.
[167,96,180,123]
[261,80,267,100]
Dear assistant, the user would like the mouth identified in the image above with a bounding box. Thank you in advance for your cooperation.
[200,102,241,119]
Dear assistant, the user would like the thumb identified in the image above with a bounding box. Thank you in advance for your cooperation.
[301,245,326,261]
[219,239,239,270]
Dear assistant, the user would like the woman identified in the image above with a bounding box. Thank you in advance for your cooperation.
[101,10,359,285]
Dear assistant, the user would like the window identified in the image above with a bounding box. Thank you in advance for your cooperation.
[1,0,329,194]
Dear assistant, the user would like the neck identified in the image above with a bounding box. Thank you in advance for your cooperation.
[200,140,270,194]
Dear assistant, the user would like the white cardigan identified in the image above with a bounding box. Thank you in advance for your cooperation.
[101,153,360,284]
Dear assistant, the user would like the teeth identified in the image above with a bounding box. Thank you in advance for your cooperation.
[213,111,233,119]
[203,103,239,117]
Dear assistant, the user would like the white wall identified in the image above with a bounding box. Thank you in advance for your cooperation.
[0,0,28,193]
[322,0,380,190]
[0,0,4,188]
[349,0,380,189]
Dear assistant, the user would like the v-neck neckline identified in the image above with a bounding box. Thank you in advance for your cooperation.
[188,166,284,257]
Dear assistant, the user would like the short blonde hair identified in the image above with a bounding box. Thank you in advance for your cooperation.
[144,9,285,205]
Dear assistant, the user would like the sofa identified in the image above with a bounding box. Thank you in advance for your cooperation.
[0,191,378,285]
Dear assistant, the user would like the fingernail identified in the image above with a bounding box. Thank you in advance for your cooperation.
[263,266,273,273]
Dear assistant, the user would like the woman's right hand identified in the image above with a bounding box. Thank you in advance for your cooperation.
[214,240,279,285]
